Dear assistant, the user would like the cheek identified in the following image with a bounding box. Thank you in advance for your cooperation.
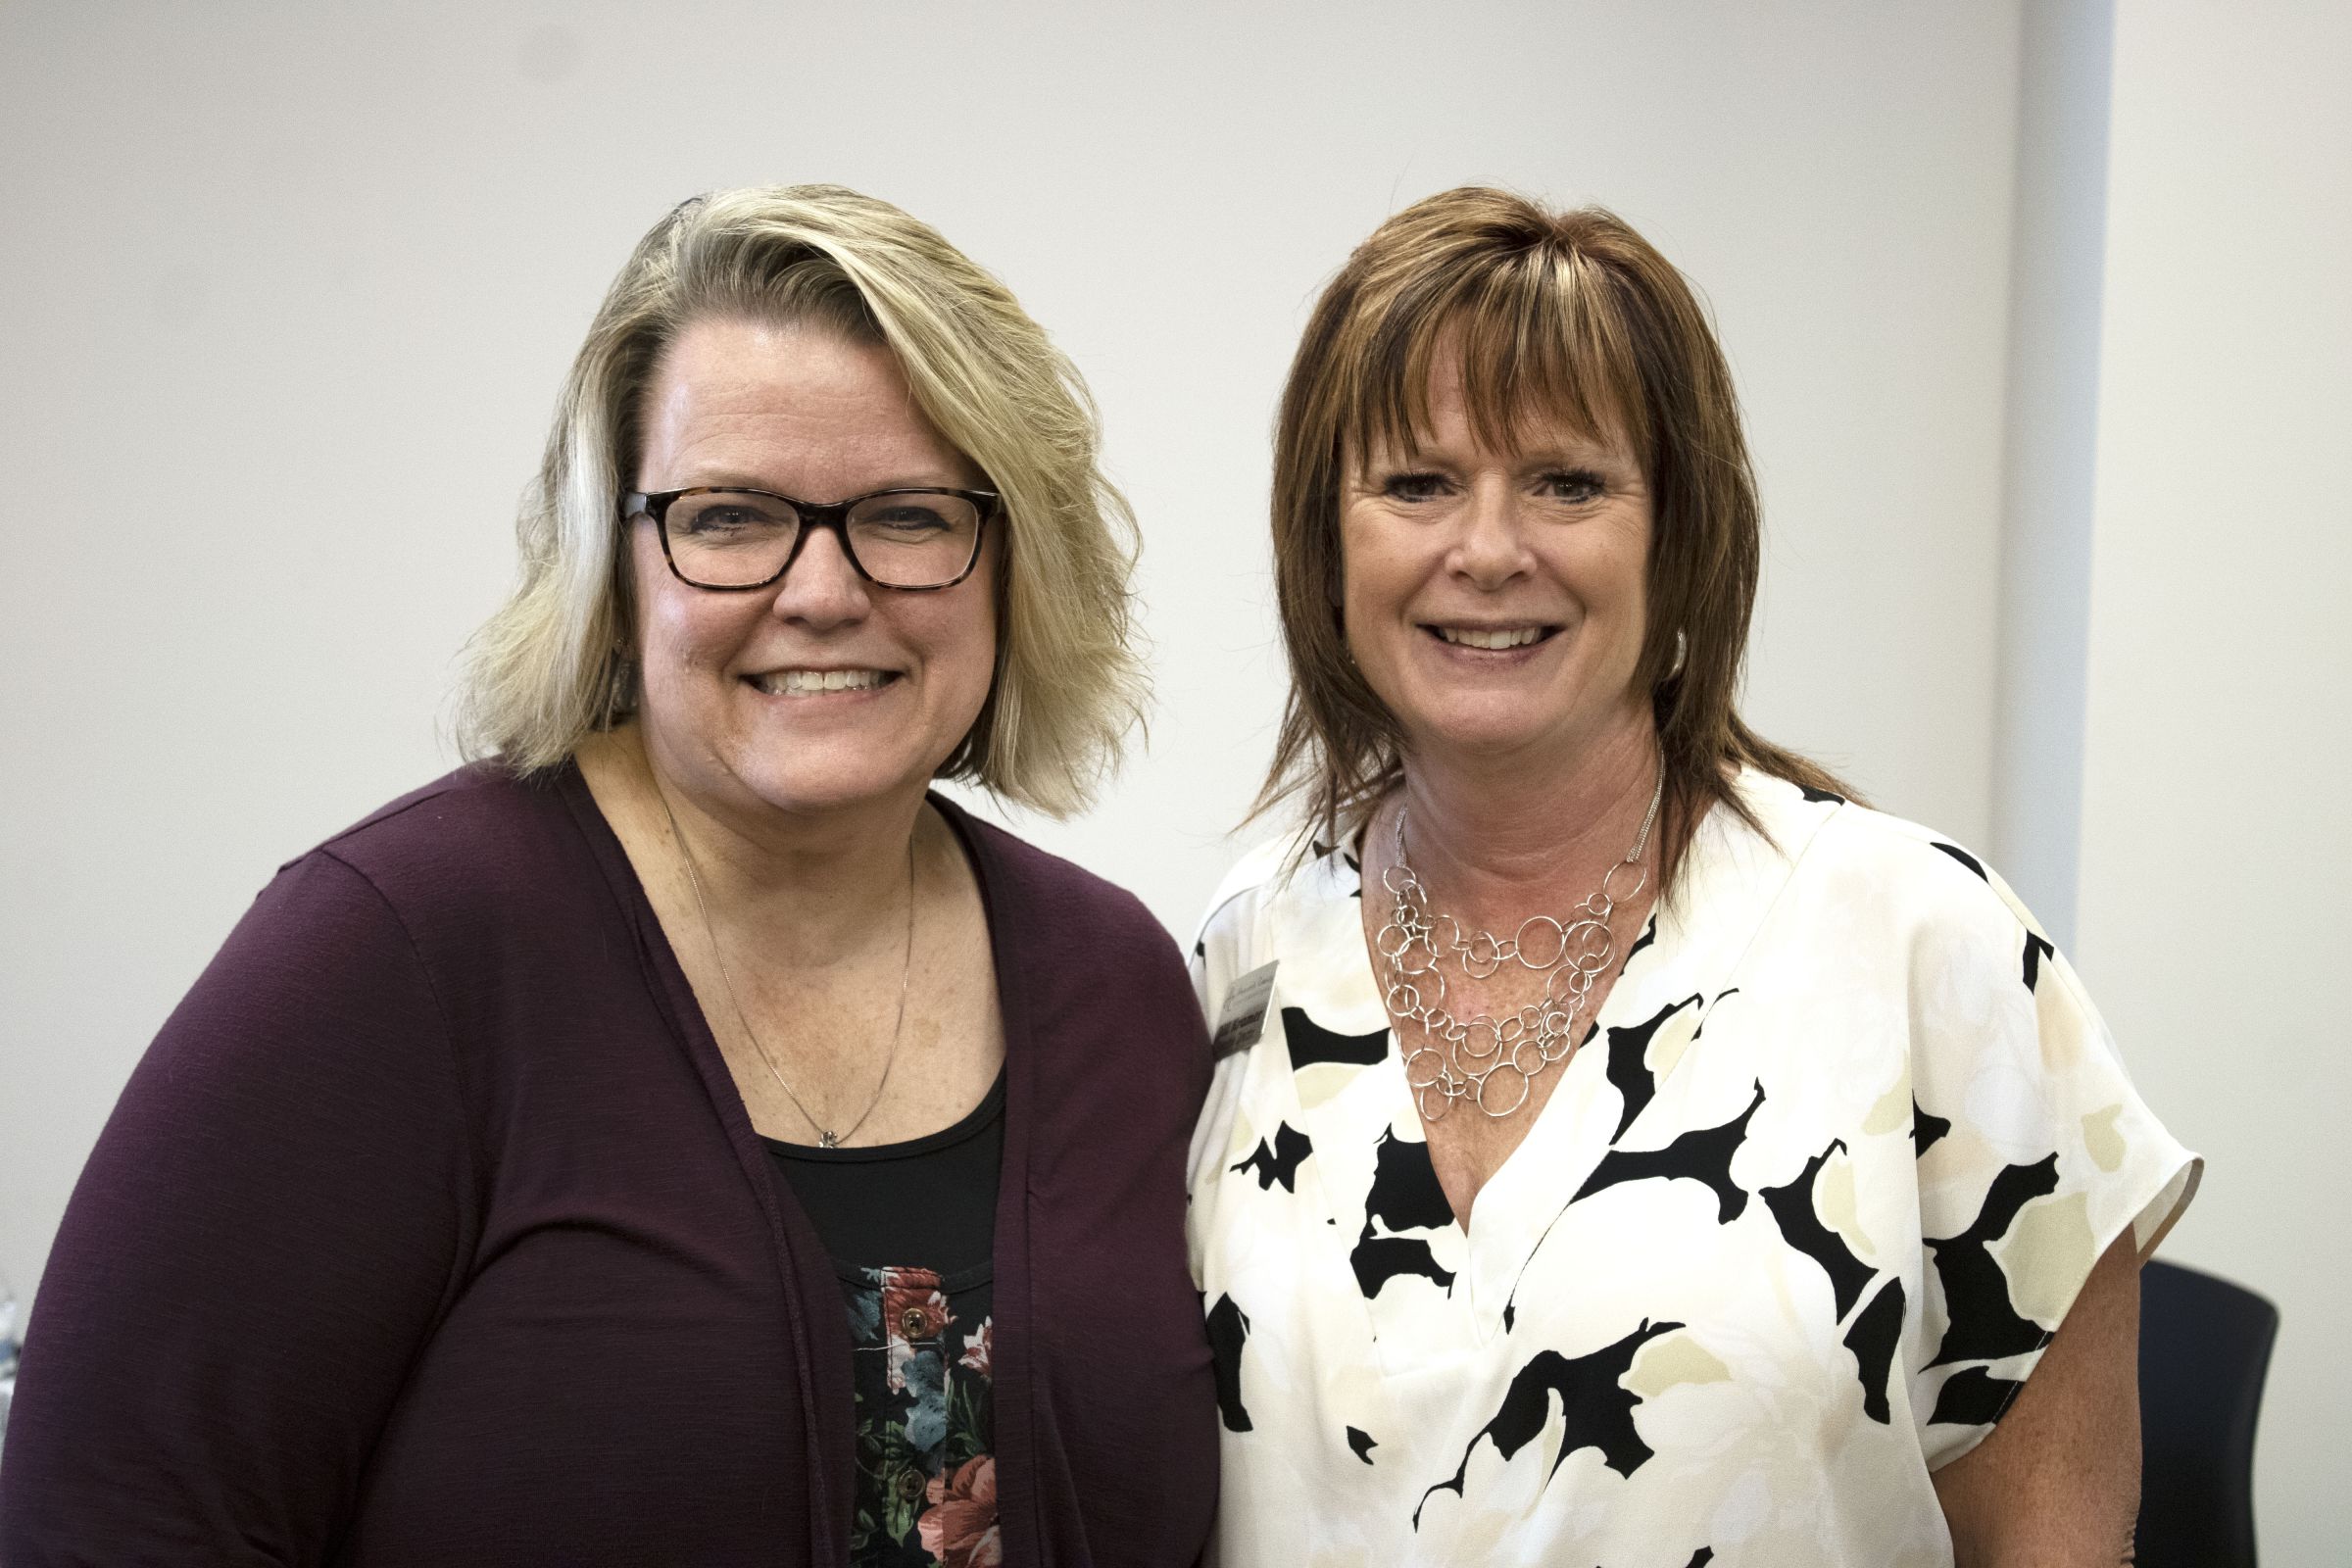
[632,550,749,680]
[1616,543,1651,637]
[948,545,1003,686]
[950,592,999,692]
[1336,525,1412,636]
[1588,537,1652,683]
[1563,515,1650,625]
[887,581,998,708]
[1584,552,1647,626]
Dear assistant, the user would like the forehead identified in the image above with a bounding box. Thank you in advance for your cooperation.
[638,316,978,488]
[651,317,905,416]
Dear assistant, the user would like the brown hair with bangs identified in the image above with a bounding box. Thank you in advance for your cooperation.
[1258,186,1850,877]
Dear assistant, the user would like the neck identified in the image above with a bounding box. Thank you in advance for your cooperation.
[597,724,925,965]
[1389,701,1661,920]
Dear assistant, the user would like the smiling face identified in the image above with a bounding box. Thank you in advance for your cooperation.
[1340,350,1653,774]
[629,316,999,828]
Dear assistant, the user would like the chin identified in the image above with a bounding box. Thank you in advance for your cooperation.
[683,727,923,817]
[1409,724,1559,764]
[1395,692,1555,752]
[744,762,932,819]
[1397,670,1645,759]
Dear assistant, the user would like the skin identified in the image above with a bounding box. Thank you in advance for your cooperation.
[1345,353,1665,1222]
[1344,347,2140,1563]
[1934,1232,2143,1564]
[576,317,1003,1145]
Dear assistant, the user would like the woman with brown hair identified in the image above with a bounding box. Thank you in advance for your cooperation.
[1187,188,2197,1565]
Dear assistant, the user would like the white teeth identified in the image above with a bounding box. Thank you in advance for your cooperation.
[758,668,890,696]
[1438,626,1543,650]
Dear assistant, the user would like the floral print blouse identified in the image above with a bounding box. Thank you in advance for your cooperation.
[1187,771,2199,1566]
[766,1074,1005,1568]
[843,1266,997,1567]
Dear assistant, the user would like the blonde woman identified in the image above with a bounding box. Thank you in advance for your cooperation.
[1,187,1217,1565]
[1188,189,2197,1565]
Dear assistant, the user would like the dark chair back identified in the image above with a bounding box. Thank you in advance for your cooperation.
[2135,1258,2279,1568]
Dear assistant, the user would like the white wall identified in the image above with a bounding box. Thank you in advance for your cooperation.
[0,1,2026,1317]
[18,3,2341,1552]
[1989,0,2111,950]
[2070,2,2352,1559]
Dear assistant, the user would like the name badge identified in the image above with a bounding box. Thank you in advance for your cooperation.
[1211,961,1279,1061]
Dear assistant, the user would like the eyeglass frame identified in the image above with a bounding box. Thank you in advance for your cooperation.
[619,484,1001,592]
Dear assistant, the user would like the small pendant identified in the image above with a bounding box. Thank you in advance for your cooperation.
[818,1130,841,1150]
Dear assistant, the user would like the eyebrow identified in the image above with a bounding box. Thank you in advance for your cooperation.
[1361,434,1634,468]
[668,470,775,491]
[1515,442,1636,468]
[660,469,977,495]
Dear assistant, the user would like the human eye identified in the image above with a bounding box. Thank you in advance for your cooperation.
[853,492,985,548]
[861,501,955,535]
[1378,470,1454,504]
[1536,468,1608,505]
[676,494,789,537]
[681,507,751,535]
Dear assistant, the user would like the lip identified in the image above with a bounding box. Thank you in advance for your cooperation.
[741,666,905,700]
[1419,622,1562,656]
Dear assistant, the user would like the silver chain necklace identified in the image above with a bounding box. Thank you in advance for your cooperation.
[657,788,915,1149]
[1375,761,1664,1122]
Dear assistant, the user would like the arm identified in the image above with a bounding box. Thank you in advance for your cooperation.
[0,853,475,1564]
[1933,1232,2141,1567]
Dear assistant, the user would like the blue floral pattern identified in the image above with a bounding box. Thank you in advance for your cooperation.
[841,1264,997,1567]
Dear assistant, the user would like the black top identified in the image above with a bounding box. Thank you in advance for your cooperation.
[762,1070,1005,1277]
[766,1075,1006,1566]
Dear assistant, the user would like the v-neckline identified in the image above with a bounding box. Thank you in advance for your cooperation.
[1334,831,1679,1341]
[1285,785,1819,1347]
[556,762,1044,1556]
[1347,818,1667,1233]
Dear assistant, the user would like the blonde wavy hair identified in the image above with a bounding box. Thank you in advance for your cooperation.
[459,184,1145,817]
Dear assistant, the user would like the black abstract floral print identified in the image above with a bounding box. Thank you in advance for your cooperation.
[1186,772,2199,1566]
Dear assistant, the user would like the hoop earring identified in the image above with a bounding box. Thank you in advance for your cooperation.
[1666,628,1688,681]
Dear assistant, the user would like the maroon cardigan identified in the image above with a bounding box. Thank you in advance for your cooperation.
[0,764,1218,1565]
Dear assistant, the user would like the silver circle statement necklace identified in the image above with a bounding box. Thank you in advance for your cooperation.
[658,787,915,1149]
[1376,760,1664,1122]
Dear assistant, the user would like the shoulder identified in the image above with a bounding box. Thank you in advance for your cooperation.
[264,762,613,981]
[299,761,598,909]
[307,761,577,880]
[1190,833,1298,966]
[1185,829,1355,1041]
[1729,769,2046,945]
[161,811,473,1090]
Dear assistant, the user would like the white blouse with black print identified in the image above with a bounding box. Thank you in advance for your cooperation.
[1186,770,2198,1567]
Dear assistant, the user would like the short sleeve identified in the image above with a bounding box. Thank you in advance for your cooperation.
[1903,856,2200,1469]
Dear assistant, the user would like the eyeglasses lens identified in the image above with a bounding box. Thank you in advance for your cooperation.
[664,491,982,588]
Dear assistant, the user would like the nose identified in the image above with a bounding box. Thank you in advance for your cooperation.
[767,522,872,630]
[1448,477,1533,590]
